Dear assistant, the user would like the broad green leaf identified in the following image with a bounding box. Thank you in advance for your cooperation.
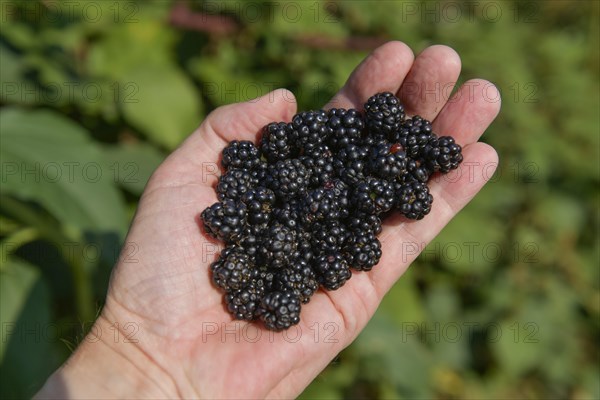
[100,142,166,195]
[121,65,202,149]
[0,258,62,398]
[0,108,127,236]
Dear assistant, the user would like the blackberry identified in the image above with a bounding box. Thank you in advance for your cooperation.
[345,212,382,236]
[368,142,407,179]
[259,223,297,269]
[405,159,431,183]
[300,145,335,187]
[300,182,348,224]
[238,224,266,261]
[333,144,369,184]
[364,92,405,136]
[225,282,264,321]
[344,230,382,271]
[326,108,365,149]
[257,291,301,331]
[261,122,295,162]
[421,136,463,173]
[273,259,318,303]
[310,221,349,254]
[210,247,255,291]
[217,169,257,202]
[351,177,395,214]
[313,253,351,290]
[221,140,260,170]
[201,200,247,242]
[395,181,433,220]
[265,158,311,200]
[240,187,276,225]
[290,110,329,154]
[391,115,434,158]
[272,199,303,230]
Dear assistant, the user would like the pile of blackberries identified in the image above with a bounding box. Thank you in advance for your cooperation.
[201,92,463,331]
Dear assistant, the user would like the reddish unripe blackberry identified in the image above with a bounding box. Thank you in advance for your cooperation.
[364,92,405,136]
[221,140,261,170]
[257,291,301,331]
[201,200,247,242]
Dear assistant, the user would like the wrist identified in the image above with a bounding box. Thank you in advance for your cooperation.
[35,311,178,399]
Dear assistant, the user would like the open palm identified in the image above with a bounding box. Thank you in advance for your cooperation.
[88,42,500,399]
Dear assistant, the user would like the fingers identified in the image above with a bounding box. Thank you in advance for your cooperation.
[433,79,501,145]
[371,142,499,295]
[398,45,462,120]
[325,41,414,110]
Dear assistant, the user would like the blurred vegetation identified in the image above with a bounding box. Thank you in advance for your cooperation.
[0,0,598,398]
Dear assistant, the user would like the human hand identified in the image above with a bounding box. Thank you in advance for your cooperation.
[36,41,500,399]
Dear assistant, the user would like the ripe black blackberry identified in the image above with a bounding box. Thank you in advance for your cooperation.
[240,186,276,225]
[257,291,301,331]
[273,259,318,303]
[351,177,395,214]
[421,136,463,173]
[201,200,247,242]
[258,222,297,269]
[367,142,408,179]
[313,253,352,290]
[261,122,296,162]
[271,200,302,230]
[300,145,335,187]
[221,140,261,170]
[265,158,311,200]
[405,158,431,183]
[326,108,365,149]
[290,110,329,154]
[225,281,264,321]
[395,180,434,220]
[345,212,382,236]
[300,181,348,224]
[216,169,257,202]
[210,247,255,291]
[344,230,382,271]
[391,115,434,158]
[364,92,405,136]
[238,224,266,261]
[333,143,369,184]
[310,220,349,254]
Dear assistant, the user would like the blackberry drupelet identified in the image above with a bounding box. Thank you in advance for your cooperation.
[257,291,301,331]
[210,247,255,291]
[216,169,257,202]
[344,230,382,271]
[290,110,329,154]
[313,253,352,290]
[405,158,431,183]
[261,122,295,162]
[221,140,261,170]
[364,92,405,136]
[395,180,434,220]
[326,108,365,149]
[421,136,463,173]
[265,158,311,200]
[201,200,247,242]
[273,259,318,303]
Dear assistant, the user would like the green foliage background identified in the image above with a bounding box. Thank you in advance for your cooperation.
[0,0,598,398]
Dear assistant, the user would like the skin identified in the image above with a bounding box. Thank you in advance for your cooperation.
[36,42,501,399]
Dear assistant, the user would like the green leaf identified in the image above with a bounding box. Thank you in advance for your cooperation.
[0,108,127,237]
[100,142,165,195]
[0,258,62,398]
[121,65,202,149]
